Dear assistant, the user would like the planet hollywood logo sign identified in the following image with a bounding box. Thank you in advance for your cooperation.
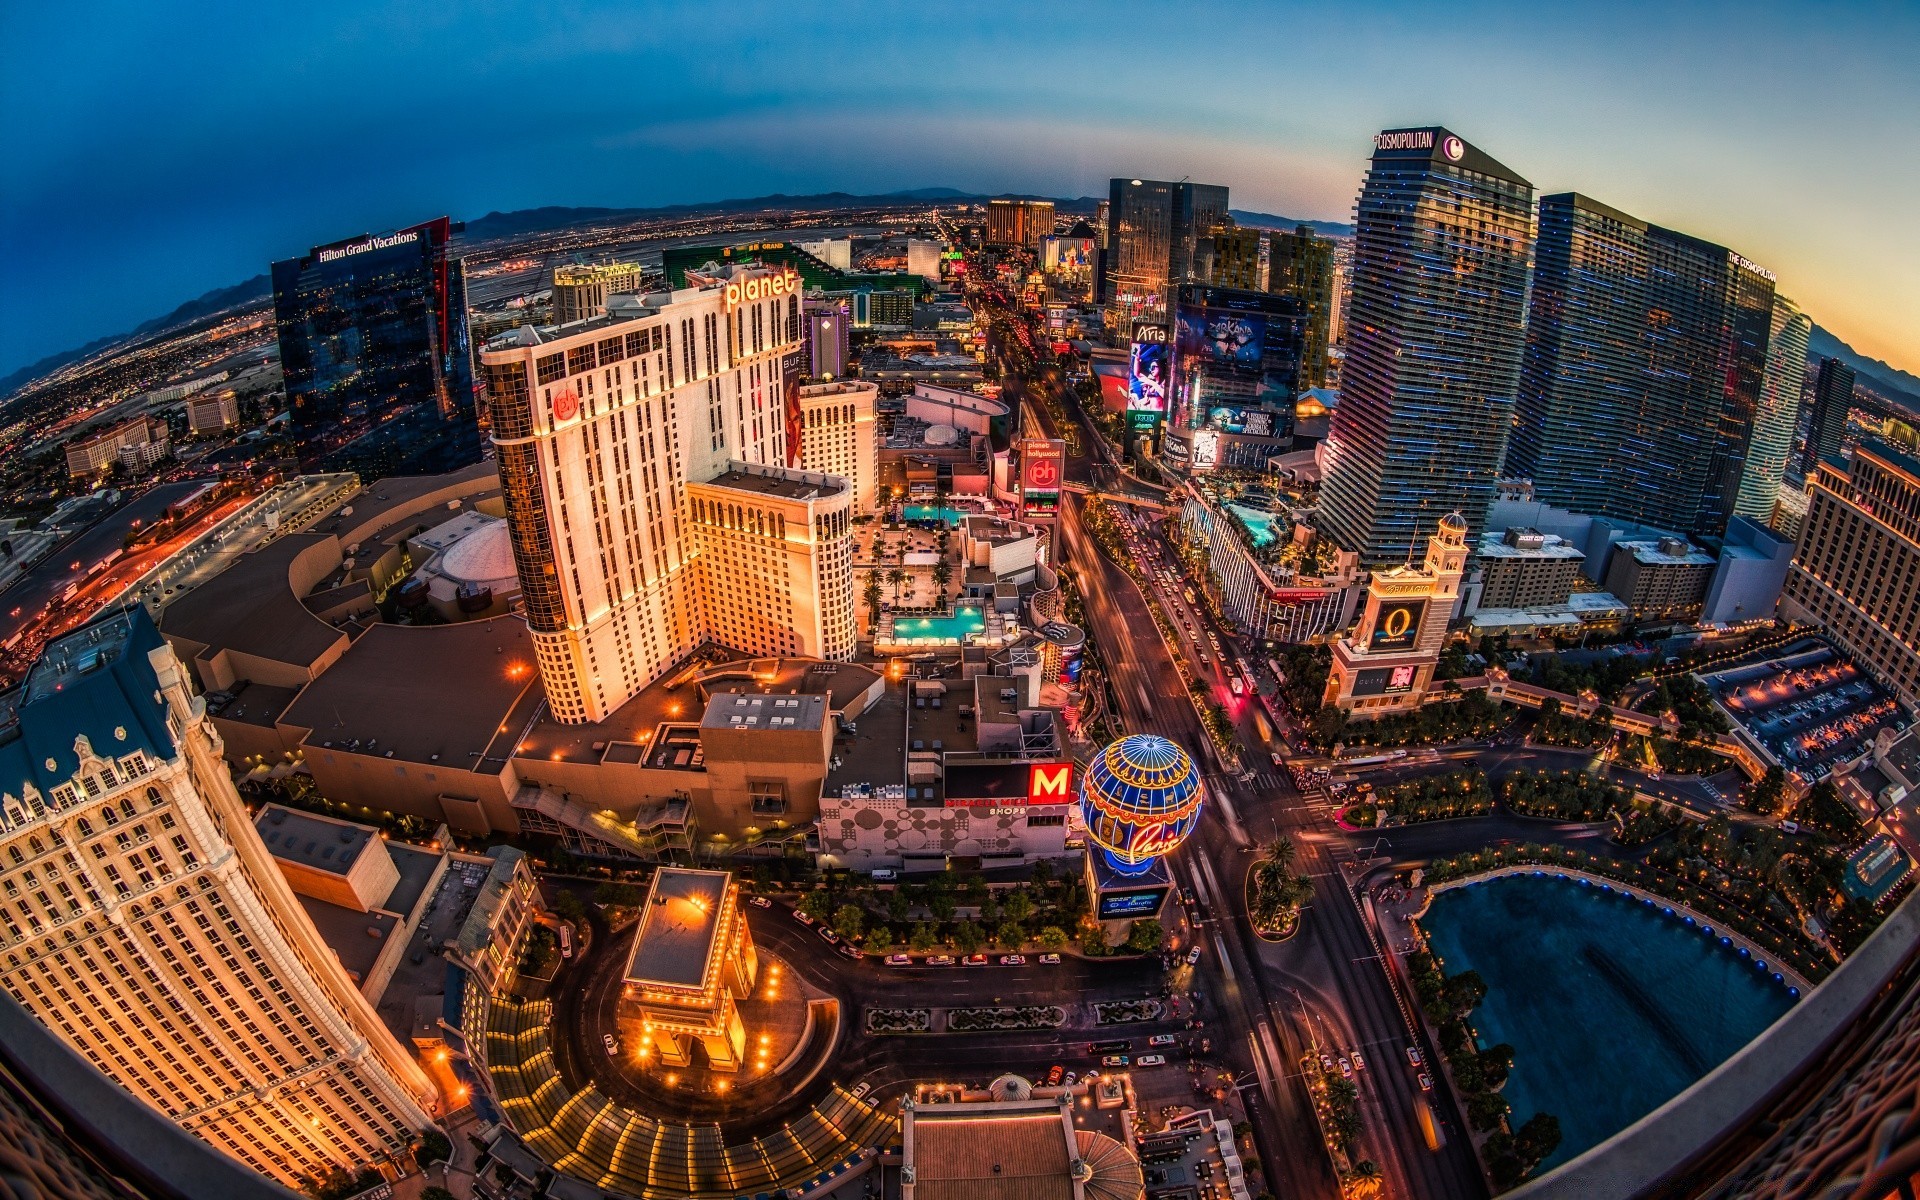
[317,228,421,264]
[724,268,802,313]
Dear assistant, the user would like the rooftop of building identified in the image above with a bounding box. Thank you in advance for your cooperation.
[825,675,909,795]
[254,804,378,876]
[1619,538,1717,567]
[625,867,732,990]
[276,615,539,771]
[0,609,176,802]
[454,846,531,959]
[694,462,849,502]
[1883,729,1920,787]
[904,1097,1141,1200]
[1478,528,1584,560]
[160,532,349,671]
[296,894,399,984]
[700,691,826,733]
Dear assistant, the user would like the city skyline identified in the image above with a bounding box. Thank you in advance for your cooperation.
[3,1,1918,382]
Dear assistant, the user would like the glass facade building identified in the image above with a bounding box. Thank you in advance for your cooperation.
[1100,178,1228,328]
[1316,128,1534,566]
[1735,293,1811,523]
[1803,356,1857,474]
[1170,284,1306,459]
[1268,224,1335,388]
[1511,194,1776,537]
[272,217,482,479]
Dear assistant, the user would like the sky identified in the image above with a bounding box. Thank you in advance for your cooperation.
[3,0,1917,382]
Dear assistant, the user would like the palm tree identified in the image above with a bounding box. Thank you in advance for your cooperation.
[1265,835,1297,873]
[887,567,908,602]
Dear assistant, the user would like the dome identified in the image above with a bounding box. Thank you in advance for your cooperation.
[1438,511,1469,535]
[439,519,518,590]
[922,423,960,447]
[1078,734,1204,875]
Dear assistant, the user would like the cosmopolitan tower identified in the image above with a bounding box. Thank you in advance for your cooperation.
[1317,128,1533,566]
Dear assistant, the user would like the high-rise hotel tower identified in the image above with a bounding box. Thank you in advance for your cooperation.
[480,265,858,725]
[0,610,436,1187]
[1316,128,1534,565]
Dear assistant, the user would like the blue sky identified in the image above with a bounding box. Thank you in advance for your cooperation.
[3,0,1916,380]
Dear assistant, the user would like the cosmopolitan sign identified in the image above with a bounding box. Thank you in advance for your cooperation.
[724,268,802,313]
[1373,130,1436,152]
[317,229,421,264]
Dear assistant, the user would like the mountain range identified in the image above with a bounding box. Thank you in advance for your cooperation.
[0,190,1906,413]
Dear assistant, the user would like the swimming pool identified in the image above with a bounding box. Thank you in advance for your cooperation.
[1227,503,1282,548]
[895,606,986,642]
[1420,873,1796,1169]
[903,504,967,527]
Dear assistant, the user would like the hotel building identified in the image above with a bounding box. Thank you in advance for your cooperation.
[0,611,436,1187]
[1781,441,1920,709]
[1323,513,1471,717]
[797,380,878,511]
[480,264,858,725]
[986,198,1055,249]
[551,261,645,325]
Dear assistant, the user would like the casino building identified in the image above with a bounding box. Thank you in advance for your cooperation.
[480,264,858,725]
[618,867,758,1071]
[1323,513,1470,718]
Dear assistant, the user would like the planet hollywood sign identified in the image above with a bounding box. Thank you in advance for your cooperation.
[724,268,802,313]
[317,228,421,264]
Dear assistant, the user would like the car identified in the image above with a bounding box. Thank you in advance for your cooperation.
[819,928,841,944]
[885,954,913,966]
[602,1033,619,1055]
[792,910,816,925]
[1338,1057,1353,1079]
[1101,1055,1130,1067]
[926,954,956,966]
[1147,1034,1177,1047]
[1320,1053,1335,1073]
[1185,946,1202,966]
[749,895,772,907]
[1418,1073,1433,1092]
[1351,1051,1366,1072]
[1406,1046,1423,1068]
[1781,820,1801,834]
[1045,1064,1065,1086]
[1271,751,1285,767]
[1089,1040,1130,1054]
[1038,953,1061,965]
[1137,1054,1167,1067]
[851,1081,872,1100]
[999,954,1026,965]
[837,944,862,960]
[963,953,989,966]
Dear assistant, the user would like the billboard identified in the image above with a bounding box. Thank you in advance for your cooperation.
[1018,439,1064,521]
[1170,285,1307,436]
[1367,599,1427,652]
[781,352,804,468]
[1199,405,1279,438]
[944,761,1073,807]
[1352,664,1419,698]
[1098,887,1170,920]
[1128,341,1168,413]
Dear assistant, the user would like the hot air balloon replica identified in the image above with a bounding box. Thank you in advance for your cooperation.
[1079,734,1204,876]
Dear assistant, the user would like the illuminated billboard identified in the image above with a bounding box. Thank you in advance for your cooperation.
[1018,439,1064,521]
[1128,341,1168,413]
[1098,887,1170,919]
[1352,664,1419,697]
[1170,284,1307,437]
[943,761,1074,807]
[1367,599,1427,652]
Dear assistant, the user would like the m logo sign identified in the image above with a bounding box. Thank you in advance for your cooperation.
[1028,762,1073,802]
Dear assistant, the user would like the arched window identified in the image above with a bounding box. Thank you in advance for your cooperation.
[75,818,93,838]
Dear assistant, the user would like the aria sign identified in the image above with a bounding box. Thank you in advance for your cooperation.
[724,268,802,313]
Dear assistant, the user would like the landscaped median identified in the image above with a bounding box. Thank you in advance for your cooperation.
[864,1005,1065,1034]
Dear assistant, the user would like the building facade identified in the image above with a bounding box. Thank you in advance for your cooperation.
[480,265,857,724]
[1316,129,1533,565]
[1803,356,1857,474]
[188,389,242,436]
[1781,441,1920,709]
[64,415,167,477]
[801,297,851,379]
[1735,293,1812,523]
[1601,537,1717,620]
[1475,527,1586,610]
[985,199,1054,249]
[797,380,878,511]
[1268,224,1335,389]
[1323,512,1470,716]
[1100,178,1228,328]
[1205,224,1263,290]
[1509,193,1777,537]
[0,612,436,1188]
[551,262,645,325]
[272,218,482,479]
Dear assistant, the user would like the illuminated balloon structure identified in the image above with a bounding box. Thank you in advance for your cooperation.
[1078,734,1204,875]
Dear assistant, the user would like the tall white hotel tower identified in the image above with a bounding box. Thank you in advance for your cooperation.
[0,611,436,1187]
[481,264,858,724]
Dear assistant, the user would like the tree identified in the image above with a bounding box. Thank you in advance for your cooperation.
[1469,1090,1511,1132]
[928,890,957,921]
[800,890,834,921]
[863,570,884,623]
[994,920,1024,948]
[1126,918,1164,952]
[1030,858,1054,886]
[1443,970,1487,1018]
[1310,704,1348,747]
[888,567,908,602]
[1265,835,1297,873]
[932,556,953,596]
[1480,1043,1515,1089]
[954,921,985,954]
[887,888,911,922]
[833,903,865,940]
[1513,1112,1563,1167]
[1752,764,1788,816]
[549,889,585,921]
[863,926,895,953]
[415,1129,452,1166]
[909,922,940,952]
[1036,925,1069,949]
[593,882,641,907]
[1004,889,1035,923]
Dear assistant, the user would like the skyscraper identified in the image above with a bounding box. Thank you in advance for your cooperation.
[551,261,645,325]
[1735,293,1811,523]
[1100,178,1229,328]
[985,199,1054,248]
[1803,356,1857,474]
[1204,224,1263,291]
[1781,441,1920,709]
[1316,129,1533,565]
[1268,224,1335,388]
[479,264,857,725]
[272,217,481,479]
[0,610,436,1188]
[1508,193,1776,537]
